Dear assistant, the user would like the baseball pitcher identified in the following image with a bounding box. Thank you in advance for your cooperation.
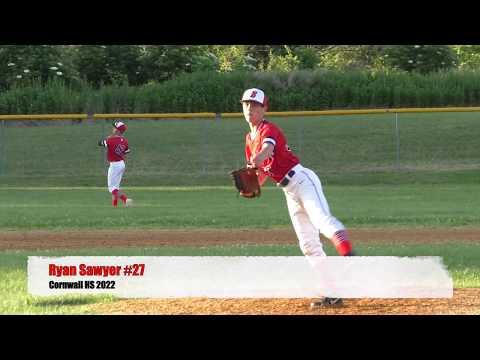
[234,88,356,308]
[98,121,132,208]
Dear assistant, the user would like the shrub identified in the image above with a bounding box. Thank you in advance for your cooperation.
[2,69,480,115]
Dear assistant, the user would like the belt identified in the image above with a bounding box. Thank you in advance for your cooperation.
[278,170,296,187]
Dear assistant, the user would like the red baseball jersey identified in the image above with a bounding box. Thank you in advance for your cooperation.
[104,135,130,162]
[245,120,300,185]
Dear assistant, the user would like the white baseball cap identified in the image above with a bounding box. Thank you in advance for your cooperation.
[113,120,127,133]
[240,88,269,108]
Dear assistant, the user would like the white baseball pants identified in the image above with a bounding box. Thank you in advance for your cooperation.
[282,164,345,258]
[107,160,126,193]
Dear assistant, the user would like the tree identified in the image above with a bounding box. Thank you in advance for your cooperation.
[208,45,257,72]
[189,46,219,72]
[245,45,285,70]
[73,45,111,87]
[316,45,387,70]
[72,45,144,87]
[244,45,321,71]
[0,45,71,90]
[140,45,204,83]
[292,46,321,69]
[104,45,143,85]
[450,45,480,69]
[381,45,458,73]
[264,46,300,72]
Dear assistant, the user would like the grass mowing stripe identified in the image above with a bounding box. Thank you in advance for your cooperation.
[0,185,479,230]
[2,242,478,263]
[0,186,244,191]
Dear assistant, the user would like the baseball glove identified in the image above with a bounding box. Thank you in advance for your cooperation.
[229,167,261,198]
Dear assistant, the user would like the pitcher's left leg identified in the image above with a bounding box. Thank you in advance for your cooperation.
[284,191,326,258]
[299,168,355,256]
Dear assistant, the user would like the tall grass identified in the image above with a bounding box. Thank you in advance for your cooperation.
[2,69,480,114]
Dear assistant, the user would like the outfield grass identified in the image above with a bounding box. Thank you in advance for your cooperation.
[1,243,479,314]
[1,112,479,186]
[1,112,477,314]
[0,185,478,230]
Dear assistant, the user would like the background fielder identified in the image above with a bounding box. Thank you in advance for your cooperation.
[98,121,132,207]
[240,88,355,307]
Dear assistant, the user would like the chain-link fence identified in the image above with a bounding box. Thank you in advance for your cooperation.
[0,110,478,186]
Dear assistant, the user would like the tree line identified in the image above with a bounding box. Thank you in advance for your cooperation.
[1,45,480,91]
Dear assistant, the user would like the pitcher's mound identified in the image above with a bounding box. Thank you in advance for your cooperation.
[91,288,480,315]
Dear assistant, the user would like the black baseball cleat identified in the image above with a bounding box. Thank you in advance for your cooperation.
[310,297,344,309]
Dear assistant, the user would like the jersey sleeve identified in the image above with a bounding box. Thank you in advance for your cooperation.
[261,125,278,148]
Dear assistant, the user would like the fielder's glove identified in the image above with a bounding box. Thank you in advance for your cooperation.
[229,167,261,198]
[98,139,106,147]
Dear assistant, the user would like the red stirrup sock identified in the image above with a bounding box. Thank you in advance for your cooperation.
[120,194,128,204]
[112,189,119,207]
[331,230,354,256]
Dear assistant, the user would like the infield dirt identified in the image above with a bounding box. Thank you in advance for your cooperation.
[1,228,479,250]
[2,228,479,315]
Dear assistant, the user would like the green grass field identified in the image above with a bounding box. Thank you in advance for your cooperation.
[0,185,478,230]
[1,112,479,186]
[1,112,479,314]
[1,243,479,314]
[0,184,479,314]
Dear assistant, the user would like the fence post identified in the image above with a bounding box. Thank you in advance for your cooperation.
[101,119,107,176]
[297,116,304,158]
[87,111,94,125]
[394,112,400,170]
[201,118,210,175]
[0,120,4,176]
